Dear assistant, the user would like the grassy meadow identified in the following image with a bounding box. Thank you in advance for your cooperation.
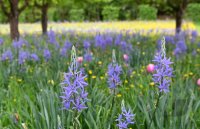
[0,21,200,129]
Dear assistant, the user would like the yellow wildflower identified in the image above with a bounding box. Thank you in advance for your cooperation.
[98,61,102,65]
[130,84,134,88]
[48,80,54,85]
[139,84,143,89]
[184,74,189,78]
[116,93,122,97]
[189,72,193,76]
[88,70,92,75]
[17,79,22,83]
[132,71,136,75]
[100,76,104,80]
[92,76,96,79]
[125,87,129,90]
[149,82,155,86]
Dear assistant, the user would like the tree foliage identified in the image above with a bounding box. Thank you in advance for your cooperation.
[1,0,200,23]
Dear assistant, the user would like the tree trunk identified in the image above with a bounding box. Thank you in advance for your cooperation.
[10,16,19,40]
[41,5,48,35]
[175,8,183,34]
[9,0,20,40]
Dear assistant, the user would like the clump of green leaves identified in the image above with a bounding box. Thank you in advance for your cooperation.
[137,5,157,20]
[69,9,85,22]
[186,3,200,22]
[102,6,120,21]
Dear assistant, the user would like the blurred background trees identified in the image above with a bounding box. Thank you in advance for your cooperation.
[0,0,29,40]
[0,0,200,40]
[34,0,59,34]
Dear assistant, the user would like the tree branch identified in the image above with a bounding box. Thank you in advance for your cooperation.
[167,0,179,10]
[182,0,188,9]
[0,0,10,16]
[34,0,42,8]
[18,0,29,14]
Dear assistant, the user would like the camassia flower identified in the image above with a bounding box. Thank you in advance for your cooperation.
[43,49,51,61]
[1,49,13,61]
[84,53,92,62]
[107,50,122,89]
[18,51,29,64]
[60,46,88,112]
[116,100,135,129]
[84,49,93,62]
[107,64,122,89]
[30,53,39,61]
[153,37,173,93]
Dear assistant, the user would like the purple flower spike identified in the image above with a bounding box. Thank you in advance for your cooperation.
[60,47,67,57]
[1,49,13,61]
[153,37,173,93]
[84,52,92,62]
[30,53,39,61]
[43,49,51,61]
[47,29,57,44]
[18,51,29,64]
[107,50,122,89]
[83,40,91,49]
[173,39,187,58]
[12,38,28,49]
[116,100,135,129]
[61,46,88,112]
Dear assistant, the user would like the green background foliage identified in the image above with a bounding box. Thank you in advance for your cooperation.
[0,0,200,22]
[137,5,157,20]
[102,6,120,21]
[186,3,200,22]
[69,9,85,21]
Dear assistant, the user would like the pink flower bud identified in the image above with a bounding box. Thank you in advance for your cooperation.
[77,57,83,63]
[197,78,200,86]
[123,54,129,61]
[146,64,155,73]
